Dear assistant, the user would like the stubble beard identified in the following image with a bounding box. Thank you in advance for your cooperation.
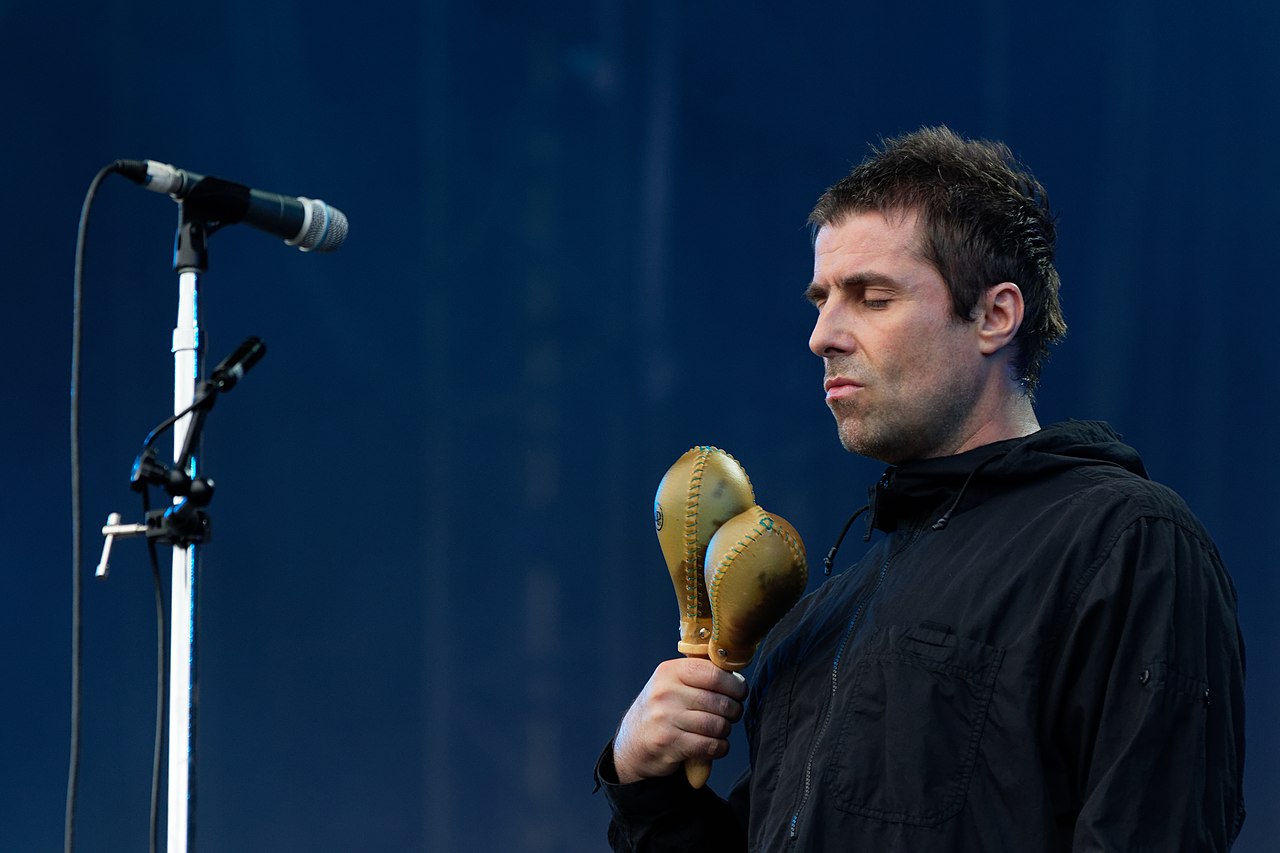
[828,381,980,464]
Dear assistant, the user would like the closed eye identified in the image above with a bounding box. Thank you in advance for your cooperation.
[803,282,828,308]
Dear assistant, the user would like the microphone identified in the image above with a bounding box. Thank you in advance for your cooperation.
[118,159,348,252]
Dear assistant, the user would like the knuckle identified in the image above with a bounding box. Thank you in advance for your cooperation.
[702,691,740,722]
[696,712,731,738]
[647,682,675,706]
[656,658,684,679]
[682,663,715,687]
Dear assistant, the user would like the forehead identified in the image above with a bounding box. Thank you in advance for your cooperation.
[812,208,927,278]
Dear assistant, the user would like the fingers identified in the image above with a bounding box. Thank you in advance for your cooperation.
[680,681,745,725]
[676,658,750,703]
[611,658,749,784]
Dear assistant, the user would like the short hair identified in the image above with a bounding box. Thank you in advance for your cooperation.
[808,126,1068,394]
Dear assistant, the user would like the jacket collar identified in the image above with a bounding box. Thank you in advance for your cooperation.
[865,420,1146,534]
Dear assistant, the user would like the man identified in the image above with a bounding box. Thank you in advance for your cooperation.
[596,127,1246,851]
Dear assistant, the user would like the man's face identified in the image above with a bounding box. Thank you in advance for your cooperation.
[807,210,988,464]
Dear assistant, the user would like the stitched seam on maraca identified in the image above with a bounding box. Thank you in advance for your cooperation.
[772,523,809,588]
[774,525,808,577]
[717,447,756,500]
[682,448,710,618]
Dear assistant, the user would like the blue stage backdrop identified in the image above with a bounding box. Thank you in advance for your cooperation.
[2,2,1275,850]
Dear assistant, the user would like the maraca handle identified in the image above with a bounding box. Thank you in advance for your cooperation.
[681,650,717,789]
[685,757,712,788]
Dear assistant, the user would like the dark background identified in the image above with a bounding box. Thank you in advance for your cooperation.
[3,1,1275,850]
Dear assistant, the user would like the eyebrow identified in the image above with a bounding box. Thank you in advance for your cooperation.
[804,272,899,304]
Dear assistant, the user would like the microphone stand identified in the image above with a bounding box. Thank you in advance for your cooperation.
[93,170,287,852]
[94,181,279,852]
[95,219,263,851]
[165,210,208,853]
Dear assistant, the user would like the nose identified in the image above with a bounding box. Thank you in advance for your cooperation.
[809,303,852,358]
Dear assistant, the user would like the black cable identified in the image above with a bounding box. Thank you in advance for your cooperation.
[822,504,870,576]
[139,487,166,853]
[68,160,128,853]
[142,388,214,451]
[146,546,167,853]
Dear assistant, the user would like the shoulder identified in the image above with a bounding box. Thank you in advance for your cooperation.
[1042,461,1220,558]
[1048,467,1239,637]
[1075,462,1198,517]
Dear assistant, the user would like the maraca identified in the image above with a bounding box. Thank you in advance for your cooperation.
[654,446,756,787]
[654,446,756,657]
[704,505,807,673]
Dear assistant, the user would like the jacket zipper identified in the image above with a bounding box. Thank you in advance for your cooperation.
[786,526,923,844]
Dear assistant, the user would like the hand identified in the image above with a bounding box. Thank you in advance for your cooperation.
[612,657,749,784]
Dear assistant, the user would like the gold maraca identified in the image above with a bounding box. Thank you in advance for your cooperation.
[654,446,756,788]
[654,446,756,657]
[705,505,807,673]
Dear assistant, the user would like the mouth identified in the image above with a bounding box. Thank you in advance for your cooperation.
[823,376,863,400]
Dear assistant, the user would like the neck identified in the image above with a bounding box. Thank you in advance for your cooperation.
[948,386,1040,457]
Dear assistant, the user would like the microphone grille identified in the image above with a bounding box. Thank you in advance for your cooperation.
[295,198,349,252]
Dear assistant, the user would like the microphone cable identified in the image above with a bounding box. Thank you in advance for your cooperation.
[69,160,168,853]
[139,486,167,853]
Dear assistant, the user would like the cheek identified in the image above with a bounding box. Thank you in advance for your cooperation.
[883,322,973,387]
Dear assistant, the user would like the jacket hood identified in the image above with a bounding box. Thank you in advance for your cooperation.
[868,420,1148,534]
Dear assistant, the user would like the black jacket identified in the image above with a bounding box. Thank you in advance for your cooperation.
[600,422,1246,851]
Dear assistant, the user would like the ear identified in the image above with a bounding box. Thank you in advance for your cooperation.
[976,282,1024,356]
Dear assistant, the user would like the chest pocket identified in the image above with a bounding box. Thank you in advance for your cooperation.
[826,622,1004,827]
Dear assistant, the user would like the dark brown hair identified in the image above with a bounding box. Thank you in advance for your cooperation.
[809,126,1068,393]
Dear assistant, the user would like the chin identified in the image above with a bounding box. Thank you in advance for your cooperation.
[836,419,917,465]
[836,423,886,462]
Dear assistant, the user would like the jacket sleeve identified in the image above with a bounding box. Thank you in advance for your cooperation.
[1046,512,1246,852]
[595,741,749,852]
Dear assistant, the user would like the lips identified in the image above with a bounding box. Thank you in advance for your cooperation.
[824,376,863,400]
